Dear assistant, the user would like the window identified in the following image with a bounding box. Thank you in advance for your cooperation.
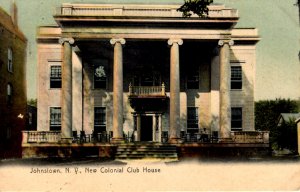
[6,127,11,140]
[50,107,61,131]
[133,73,161,86]
[94,107,106,133]
[50,66,61,88]
[187,67,199,89]
[8,48,13,72]
[231,66,242,89]
[231,107,242,131]
[28,112,33,125]
[94,65,107,89]
[133,115,137,131]
[141,75,154,86]
[7,83,12,105]
[187,107,199,134]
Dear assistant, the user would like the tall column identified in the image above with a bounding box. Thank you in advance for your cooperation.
[218,39,234,141]
[168,38,183,143]
[110,38,126,143]
[72,48,83,134]
[59,38,75,143]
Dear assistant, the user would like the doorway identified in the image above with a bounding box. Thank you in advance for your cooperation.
[140,116,153,141]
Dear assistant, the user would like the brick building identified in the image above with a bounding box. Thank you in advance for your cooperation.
[0,4,27,158]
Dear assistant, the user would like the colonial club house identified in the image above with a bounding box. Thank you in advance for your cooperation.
[23,3,269,159]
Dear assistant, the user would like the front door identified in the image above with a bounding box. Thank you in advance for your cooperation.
[140,116,153,141]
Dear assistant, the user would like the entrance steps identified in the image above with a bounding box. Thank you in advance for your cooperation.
[115,142,178,161]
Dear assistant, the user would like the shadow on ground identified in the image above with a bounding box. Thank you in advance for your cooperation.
[1,155,299,167]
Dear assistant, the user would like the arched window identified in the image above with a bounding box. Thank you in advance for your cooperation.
[7,83,12,105]
[8,48,13,72]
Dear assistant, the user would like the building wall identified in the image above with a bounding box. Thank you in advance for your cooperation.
[37,44,62,131]
[82,59,114,135]
[37,42,256,134]
[0,8,27,158]
[230,45,256,131]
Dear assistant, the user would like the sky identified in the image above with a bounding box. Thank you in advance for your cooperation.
[0,0,299,101]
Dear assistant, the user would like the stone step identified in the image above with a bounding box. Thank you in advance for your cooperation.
[116,155,178,159]
[115,143,178,160]
[116,152,177,156]
[118,144,176,148]
[117,148,176,151]
[117,146,176,150]
[116,150,176,153]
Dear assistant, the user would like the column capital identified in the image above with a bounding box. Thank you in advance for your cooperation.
[218,39,234,47]
[167,38,183,46]
[110,38,126,45]
[59,37,75,45]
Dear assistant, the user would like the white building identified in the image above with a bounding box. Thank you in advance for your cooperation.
[23,3,269,158]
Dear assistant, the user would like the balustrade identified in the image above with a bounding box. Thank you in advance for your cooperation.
[129,83,166,96]
[230,131,269,144]
[22,131,61,143]
[56,4,238,18]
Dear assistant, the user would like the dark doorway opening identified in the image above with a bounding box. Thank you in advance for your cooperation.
[140,116,153,141]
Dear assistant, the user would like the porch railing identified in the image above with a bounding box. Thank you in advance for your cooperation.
[22,130,269,144]
[129,83,166,96]
[230,131,269,144]
[56,4,238,18]
[22,131,61,143]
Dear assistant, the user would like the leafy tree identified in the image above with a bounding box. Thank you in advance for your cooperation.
[255,98,299,151]
[177,0,214,17]
[27,98,37,107]
[255,98,298,131]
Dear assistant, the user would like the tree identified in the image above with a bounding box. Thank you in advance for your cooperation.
[255,98,298,131]
[295,0,300,25]
[27,98,37,107]
[255,98,299,151]
[177,0,214,17]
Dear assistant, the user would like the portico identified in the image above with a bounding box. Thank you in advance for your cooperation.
[57,38,233,143]
[31,3,265,147]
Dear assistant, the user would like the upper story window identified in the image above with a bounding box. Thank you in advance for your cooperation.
[8,48,13,72]
[187,65,199,89]
[94,107,106,133]
[28,112,33,125]
[141,75,154,86]
[94,65,107,89]
[231,107,242,131]
[187,107,199,134]
[231,66,242,90]
[50,107,61,131]
[132,72,161,86]
[50,66,62,88]
[7,83,12,105]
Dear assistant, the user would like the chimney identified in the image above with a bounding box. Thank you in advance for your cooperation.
[10,1,18,27]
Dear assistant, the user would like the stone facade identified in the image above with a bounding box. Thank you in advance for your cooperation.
[36,3,259,143]
[0,5,27,158]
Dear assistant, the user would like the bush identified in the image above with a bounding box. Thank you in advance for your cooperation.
[255,98,299,151]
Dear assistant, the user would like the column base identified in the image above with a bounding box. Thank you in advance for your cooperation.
[219,138,234,143]
[168,137,183,144]
[60,137,73,144]
[111,137,125,144]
